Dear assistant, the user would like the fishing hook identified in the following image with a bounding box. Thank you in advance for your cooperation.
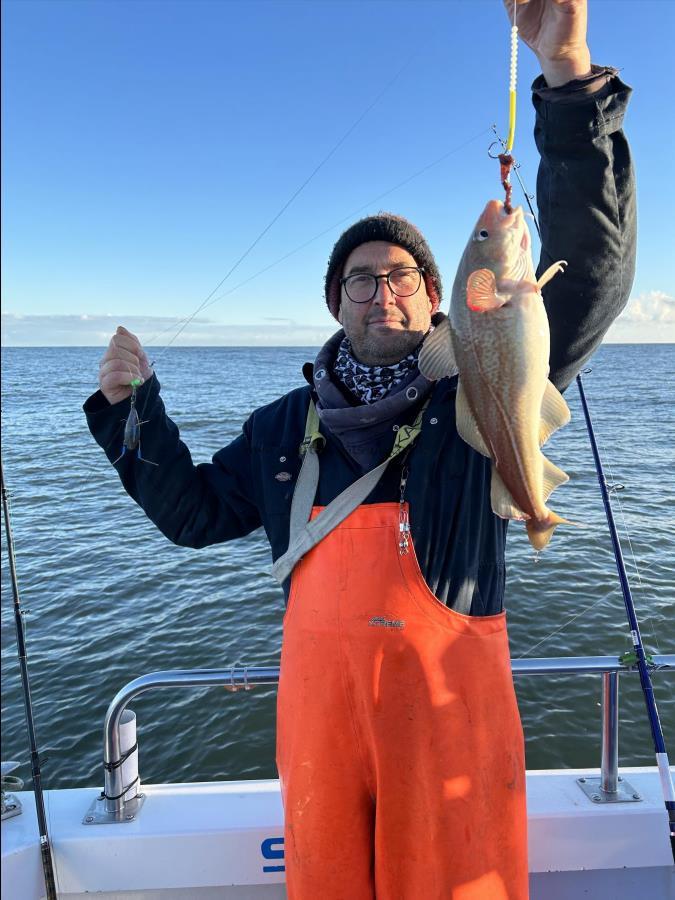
[488,126,515,213]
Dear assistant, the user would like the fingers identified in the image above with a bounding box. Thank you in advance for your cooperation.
[113,325,154,380]
[98,358,144,405]
[98,325,152,403]
[99,355,144,380]
[111,325,144,356]
[101,341,140,369]
[99,326,149,371]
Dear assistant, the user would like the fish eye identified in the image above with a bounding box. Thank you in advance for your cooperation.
[475,229,489,242]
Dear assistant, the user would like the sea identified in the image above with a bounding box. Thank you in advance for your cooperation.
[1,344,673,791]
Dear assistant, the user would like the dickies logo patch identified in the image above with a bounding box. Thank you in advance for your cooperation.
[368,616,405,630]
[275,472,292,482]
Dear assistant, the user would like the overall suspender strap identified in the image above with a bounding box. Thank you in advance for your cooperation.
[288,400,325,539]
[271,397,429,584]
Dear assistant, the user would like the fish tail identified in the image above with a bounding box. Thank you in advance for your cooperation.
[526,511,574,551]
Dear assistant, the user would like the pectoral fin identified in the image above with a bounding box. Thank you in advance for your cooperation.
[466,269,507,312]
[456,382,491,458]
[539,380,571,446]
[418,318,458,381]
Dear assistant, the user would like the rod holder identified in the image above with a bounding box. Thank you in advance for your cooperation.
[577,669,641,805]
[601,672,619,793]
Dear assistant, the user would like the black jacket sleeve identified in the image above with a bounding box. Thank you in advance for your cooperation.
[84,374,262,547]
[533,69,636,391]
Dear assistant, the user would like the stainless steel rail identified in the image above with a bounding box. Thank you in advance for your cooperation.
[97,655,674,819]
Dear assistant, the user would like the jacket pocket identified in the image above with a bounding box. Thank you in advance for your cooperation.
[253,445,300,516]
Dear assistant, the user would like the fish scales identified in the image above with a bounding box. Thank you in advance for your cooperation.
[419,199,571,550]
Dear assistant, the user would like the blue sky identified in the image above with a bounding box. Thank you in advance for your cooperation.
[2,0,674,345]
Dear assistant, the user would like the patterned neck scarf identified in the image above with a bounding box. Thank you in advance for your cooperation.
[333,336,421,404]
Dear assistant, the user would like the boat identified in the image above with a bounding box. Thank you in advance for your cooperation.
[2,651,674,899]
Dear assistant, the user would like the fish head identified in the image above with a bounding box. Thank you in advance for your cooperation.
[462,200,531,282]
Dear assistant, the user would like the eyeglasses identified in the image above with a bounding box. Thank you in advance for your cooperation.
[340,266,425,304]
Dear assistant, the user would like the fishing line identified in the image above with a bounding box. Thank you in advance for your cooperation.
[496,58,674,830]
[576,372,675,858]
[516,566,658,659]
[514,380,665,660]
[506,0,519,153]
[507,197,658,664]
[143,125,492,346]
[577,377,665,660]
[142,51,419,359]
[115,123,492,452]
[492,0,520,212]
[489,126,660,665]
[489,124,540,237]
[1,458,58,899]
[601,460,663,656]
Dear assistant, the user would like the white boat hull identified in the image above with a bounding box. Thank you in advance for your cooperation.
[3,767,674,899]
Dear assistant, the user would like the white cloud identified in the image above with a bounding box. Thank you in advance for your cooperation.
[0,313,336,347]
[4,293,675,347]
[604,290,675,343]
[616,290,675,324]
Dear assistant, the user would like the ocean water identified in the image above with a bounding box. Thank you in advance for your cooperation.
[1,343,673,791]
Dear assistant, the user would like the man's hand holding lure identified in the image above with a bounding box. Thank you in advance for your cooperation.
[99,326,157,466]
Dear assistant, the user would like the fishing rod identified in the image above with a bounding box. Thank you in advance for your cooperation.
[490,150,675,858]
[575,374,675,860]
[492,116,675,859]
[1,457,58,898]
[491,6,675,857]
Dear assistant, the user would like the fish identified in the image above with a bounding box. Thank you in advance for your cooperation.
[419,199,571,550]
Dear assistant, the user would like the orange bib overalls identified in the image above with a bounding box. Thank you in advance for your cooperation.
[276,499,528,899]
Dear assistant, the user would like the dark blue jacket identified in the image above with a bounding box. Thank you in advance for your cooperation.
[85,73,636,616]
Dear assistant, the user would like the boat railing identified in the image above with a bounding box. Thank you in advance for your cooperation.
[87,654,675,824]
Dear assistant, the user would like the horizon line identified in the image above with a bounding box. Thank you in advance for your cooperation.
[3,342,674,349]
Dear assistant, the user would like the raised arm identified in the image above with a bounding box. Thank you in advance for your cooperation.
[533,70,635,391]
[505,0,636,390]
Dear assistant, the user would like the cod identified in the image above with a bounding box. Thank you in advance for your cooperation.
[420,199,571,550]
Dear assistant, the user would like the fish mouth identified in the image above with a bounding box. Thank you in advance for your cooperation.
[484,200,529,257]
[483,199,524,232]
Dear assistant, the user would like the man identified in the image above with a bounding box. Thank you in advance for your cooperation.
[86,2,635,896]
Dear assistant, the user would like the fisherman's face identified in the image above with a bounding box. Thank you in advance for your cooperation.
[338,241,433,366]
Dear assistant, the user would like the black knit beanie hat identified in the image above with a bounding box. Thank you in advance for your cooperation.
[324,212,443,321]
